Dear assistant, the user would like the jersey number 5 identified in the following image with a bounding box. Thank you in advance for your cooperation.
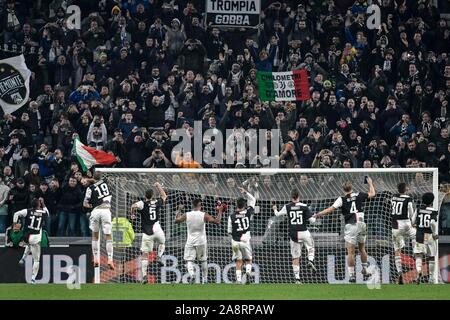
[149,207,156,220]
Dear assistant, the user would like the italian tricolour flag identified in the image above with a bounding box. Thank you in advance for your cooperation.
[257,69,310,101]
[72,137,117,171]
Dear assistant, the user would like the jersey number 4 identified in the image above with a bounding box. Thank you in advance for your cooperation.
[289,211,304,225]
[94,184,110,199]
[235,217,250,232]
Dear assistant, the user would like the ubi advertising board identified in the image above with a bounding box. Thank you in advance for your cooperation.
[2,242,449,284]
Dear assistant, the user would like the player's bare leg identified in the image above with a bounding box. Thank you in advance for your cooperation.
[358,242,370,279]
[394,249,404,284]
[105,233,115,270]
[292,258,301,284]
[415,253,423,284]
[235,259,243,283]
[346,242,356,283]
[92,231,100,267]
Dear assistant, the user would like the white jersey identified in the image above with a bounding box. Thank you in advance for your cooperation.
[186,210,206,246]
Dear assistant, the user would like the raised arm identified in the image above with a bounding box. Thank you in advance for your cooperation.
[204,206,224,225]
[83,187,93,209]
[130,200,144,218]
[430,212,439,240]
[154,182,167,202]
[366,176,376,198]
[175,204,186,223]
[408,201,416,223]
[238,187,256,208]
[272,204,287,216]
[314,197,341,218]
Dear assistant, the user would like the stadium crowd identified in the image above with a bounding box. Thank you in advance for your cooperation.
[0,0,450,236]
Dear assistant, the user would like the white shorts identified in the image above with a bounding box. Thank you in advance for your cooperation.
[89,208,112,235]
[290,230,314,259]
[344,222,367,245]
[141,223,166,253]
[392,220,416,251]
[413,234,437,256]
[184,243,207,262]
[26,233,41,261]
[27,233,41,245]
[231,239,252,261]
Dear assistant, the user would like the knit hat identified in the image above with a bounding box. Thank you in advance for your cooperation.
[111,5,121,14]
[171,18,181,26]
[31,163,39,170]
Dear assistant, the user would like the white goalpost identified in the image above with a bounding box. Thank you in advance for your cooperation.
[94,168,441,284]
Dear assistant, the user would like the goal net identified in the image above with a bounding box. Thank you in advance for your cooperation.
[94,168,440,284]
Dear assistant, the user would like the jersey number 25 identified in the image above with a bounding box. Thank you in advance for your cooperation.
[289,211,304,225]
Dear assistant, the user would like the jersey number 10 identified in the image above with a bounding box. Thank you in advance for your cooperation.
[235,217,250,232]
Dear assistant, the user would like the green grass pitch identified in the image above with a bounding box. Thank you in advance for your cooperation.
[0,284,449,300]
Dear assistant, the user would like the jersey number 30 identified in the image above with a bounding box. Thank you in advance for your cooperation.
[391,201,404,215]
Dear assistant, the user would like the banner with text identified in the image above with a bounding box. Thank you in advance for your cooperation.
[0,55,31,114]
[206,0,260,27]
[257,70,310,101]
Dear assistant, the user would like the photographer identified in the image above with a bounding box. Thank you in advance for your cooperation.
[143,147,172,168]
[87,115,107,150]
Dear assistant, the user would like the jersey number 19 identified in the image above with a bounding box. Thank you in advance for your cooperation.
[94,184,110,199]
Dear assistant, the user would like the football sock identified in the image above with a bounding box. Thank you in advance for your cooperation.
[293,265,300,280]
[236,270,242,282]
[395,255,402,274]
[106,240,113,261]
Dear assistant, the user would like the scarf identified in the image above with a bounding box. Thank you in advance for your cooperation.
[7,9,20,29]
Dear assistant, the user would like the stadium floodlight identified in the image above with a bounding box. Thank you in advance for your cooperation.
[95,168,441,284]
